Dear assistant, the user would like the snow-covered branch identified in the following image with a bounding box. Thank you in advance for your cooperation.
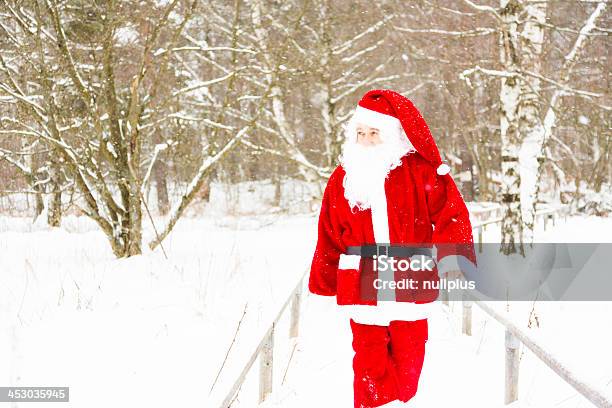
[393,26,496,37]
[154,46,257,56]
[460,65,604,99]
[0,149,32,176]
[171,71,238,98]
[461,0,501,20]
[332,15,393,55]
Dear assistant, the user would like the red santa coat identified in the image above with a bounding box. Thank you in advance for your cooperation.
[308,150,477,324]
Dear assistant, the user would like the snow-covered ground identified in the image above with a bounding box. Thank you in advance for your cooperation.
[0,213,611,408]
[258,215,612,408]
[0,212,316,408]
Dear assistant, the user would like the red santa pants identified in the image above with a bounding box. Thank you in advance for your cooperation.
[350,318,428,408]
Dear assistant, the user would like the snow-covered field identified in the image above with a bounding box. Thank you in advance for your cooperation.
[0,212,316,408]
[0,212,611,408]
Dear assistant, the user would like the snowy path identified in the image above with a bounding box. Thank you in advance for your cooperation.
[260,294,511,408]
[260,293,611,408]
[256,216,612,408]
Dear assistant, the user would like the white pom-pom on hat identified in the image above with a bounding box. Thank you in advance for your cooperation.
[436,163,451,175]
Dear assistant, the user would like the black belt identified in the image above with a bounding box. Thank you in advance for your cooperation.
[346,244,432,258]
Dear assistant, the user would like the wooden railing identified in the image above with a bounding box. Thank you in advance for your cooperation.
[462,205,611,407]
[460,293,612,407]
[471,205,570,253]
[218,274,306,408]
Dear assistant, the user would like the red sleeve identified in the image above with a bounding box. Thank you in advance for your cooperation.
[308,171,346,296]
[424,165,477,276]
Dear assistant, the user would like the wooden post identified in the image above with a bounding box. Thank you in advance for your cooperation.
[478,226,483,253]
[543,214,548,231]
[441,286,449,306]
[259,325,274,403]
[505,329,520,404]
[462,293,472,336]
[289,290,301,339]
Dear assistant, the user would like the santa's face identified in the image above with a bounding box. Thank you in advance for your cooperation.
[356,123,382,146]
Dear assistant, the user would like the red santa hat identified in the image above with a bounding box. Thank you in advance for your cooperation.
[351,89,451,176]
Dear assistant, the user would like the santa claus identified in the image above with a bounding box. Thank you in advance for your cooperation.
[308,89,477,407]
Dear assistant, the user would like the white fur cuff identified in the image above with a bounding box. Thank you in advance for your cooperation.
[338,253,361,270]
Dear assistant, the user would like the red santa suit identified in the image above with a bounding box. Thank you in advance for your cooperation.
[308,89,477,408]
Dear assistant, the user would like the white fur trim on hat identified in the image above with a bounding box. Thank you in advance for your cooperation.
[353,105,400,130]
[437,163,451,175]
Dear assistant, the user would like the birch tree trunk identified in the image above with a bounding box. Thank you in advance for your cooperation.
[517,0,547,244]
[499,0,525,255]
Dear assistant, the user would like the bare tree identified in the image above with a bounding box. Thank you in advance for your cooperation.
[0,0,247,256]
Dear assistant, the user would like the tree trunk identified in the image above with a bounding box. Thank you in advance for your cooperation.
[34,188,45,219]
[471,71,490,201]
[24,141,45,219]
[462,150,475,201]
[154,165,170,216]
[127,183,143,256]
[273,160,282,207]
[517,0,547,244]
[46,153,62,227]
[153,137,170,215]
[499,0,524,255]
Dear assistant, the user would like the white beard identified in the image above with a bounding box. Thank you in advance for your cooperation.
[340,140,411,212]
